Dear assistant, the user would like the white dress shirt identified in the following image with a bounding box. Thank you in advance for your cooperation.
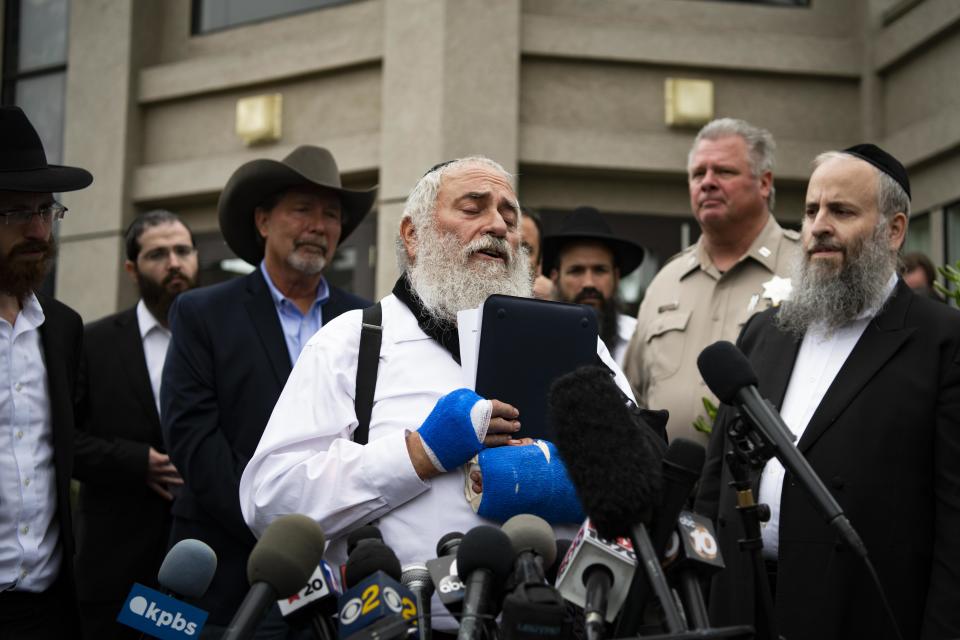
[0,293,61,592]
[612,313,638,368]
[759,273,898,559]
[240,293,635,626]
[137,300,171,413]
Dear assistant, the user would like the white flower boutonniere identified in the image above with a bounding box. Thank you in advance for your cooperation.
[761,276,792,307]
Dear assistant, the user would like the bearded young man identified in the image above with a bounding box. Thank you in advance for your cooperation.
[0,106,92,639]
[541,206,645,367]
[696,145,960,640]
[72,210,198,639]
[239,157,637,631]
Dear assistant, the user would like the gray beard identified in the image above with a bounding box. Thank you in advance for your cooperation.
[407,224,532,325]
[776,219,897,338]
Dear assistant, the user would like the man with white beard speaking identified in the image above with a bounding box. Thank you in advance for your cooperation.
[239,157,636,589]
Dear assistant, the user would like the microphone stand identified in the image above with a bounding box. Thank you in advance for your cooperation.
[725,413,781,640]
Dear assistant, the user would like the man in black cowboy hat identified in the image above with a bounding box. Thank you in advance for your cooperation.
[161,146,373,637]
[0,106,92,638]
[541,206,645,367]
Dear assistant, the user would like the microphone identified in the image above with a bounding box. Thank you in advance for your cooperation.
[650,439,706,558]
[345,540,402,588]
[545,539,572,586]
[157,538,218,599]
[222,514,327,640]
[662,510,725,629]
[278,560,341,640]
[549,366,684,635]
[553,519,636,628]
[456,525,516,640]
[501,515,571,640]
[697,341,869,558]
[648,439,711,630]
[426,532,465,615]
[502,514,556,585]
[401,563,433,640]
[338,541,417,640]
[344,525,384,586]
[119,539,216,638]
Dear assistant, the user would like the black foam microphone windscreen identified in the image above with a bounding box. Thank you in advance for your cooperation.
[246,514,327,599]
[346,525,383,556]
[696,341,757,403]
[549,366,664,540]
[344,540,403,588]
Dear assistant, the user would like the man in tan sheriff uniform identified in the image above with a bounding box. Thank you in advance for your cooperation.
[623,118,799,445]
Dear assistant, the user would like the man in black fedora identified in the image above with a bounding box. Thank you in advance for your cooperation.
[0,106,92,638]
[542,206,645,366]
[161,146,374,638]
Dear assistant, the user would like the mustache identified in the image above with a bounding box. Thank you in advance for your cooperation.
[575,287,606,304]
[162,269,191,287]
[807,238,844,254]
[9,239,52,257]
[294,238,328,252]
[464,235,512,262]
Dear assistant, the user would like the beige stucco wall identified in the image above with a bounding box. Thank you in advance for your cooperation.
[46,0,960,320]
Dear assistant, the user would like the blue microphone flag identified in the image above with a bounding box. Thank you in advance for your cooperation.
[117,583,208,639]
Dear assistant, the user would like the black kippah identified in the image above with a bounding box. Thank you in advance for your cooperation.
[842,143,911,200]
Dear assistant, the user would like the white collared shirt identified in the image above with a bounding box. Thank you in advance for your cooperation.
[612,313,638,368]
[137,300,171,414]
[759,273,899,559]
[0,293,61,592]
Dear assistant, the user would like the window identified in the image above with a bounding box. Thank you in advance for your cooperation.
[192,0,357,34]
[2,0,71,297]
[946,202,960,267]
[903,211,931,257]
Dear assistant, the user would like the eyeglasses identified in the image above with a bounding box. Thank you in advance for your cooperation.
[140,245,197,264]
[0,202,67,226]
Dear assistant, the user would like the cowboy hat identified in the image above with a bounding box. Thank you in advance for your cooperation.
[218,145,377,265]
[0,106,92,192]
[541,206,645,277]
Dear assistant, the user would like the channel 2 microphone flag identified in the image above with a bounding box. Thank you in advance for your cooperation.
[117,583,208,639]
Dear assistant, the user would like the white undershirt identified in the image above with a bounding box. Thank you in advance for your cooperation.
[759,273,898,559]
[136,300,171,414]
[0,293,60,592]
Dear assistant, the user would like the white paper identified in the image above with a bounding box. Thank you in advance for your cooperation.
[457,302,485,389]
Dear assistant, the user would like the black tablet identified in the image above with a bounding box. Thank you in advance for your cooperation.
[475,294,598,441]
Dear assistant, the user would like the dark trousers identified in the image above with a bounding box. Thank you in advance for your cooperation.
[0,578,76,639]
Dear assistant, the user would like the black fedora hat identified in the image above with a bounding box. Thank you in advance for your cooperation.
[0,106,92,192]
[218,145,377,265]
[541,206,645,277]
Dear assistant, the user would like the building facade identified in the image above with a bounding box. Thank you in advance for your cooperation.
[2,0,958,319]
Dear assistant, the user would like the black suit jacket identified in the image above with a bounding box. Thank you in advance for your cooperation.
[73,306,171,602]
[34,293,83,598]
[161,270,368,624]
[696,280,960,640]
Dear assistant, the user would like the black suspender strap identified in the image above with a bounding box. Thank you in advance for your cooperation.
[354,302,383,445]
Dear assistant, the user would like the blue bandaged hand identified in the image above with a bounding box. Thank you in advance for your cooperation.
[475,440,585,524]
[417,388,489,472]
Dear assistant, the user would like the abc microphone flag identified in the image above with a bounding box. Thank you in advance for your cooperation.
[337,570,418,639]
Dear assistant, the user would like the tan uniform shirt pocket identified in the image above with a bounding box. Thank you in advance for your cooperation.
[644,310,691,381]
